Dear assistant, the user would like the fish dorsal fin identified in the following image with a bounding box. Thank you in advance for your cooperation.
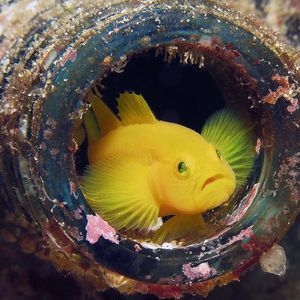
[81,153,159,231]
[118,92,157,125]
[201,109,256,187]
[86,92,121,139]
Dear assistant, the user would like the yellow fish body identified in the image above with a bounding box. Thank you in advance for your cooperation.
[80,92,255,243]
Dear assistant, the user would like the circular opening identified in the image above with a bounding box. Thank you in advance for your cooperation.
[74,44,262,245]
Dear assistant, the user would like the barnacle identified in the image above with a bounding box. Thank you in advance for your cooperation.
[0,0,299,298]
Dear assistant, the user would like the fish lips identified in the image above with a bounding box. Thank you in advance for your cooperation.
[196,176,236,212]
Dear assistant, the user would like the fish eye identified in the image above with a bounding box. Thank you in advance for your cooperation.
[178,161,188,175]
[216,149,222,160]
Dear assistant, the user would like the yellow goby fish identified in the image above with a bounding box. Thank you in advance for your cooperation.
[79,91,255,243]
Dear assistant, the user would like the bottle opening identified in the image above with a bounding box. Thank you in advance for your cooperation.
[74,42,261,246]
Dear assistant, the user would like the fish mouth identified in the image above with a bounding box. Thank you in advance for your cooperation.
[200,174,226,191]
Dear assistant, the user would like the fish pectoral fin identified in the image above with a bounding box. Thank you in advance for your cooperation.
[152,214,206,244]
[118,92,158,125]
[81,154,159,231]
[201,109,256,187]
[86,91,121,138]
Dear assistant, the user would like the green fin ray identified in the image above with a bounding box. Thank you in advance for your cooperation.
[201,109,255,187]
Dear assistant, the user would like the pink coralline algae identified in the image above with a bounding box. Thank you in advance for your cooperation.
[85,214,119,244]
[275,152,300,189]
[182,262,217,280]
[61,48,77,66]
[229,226,254,245]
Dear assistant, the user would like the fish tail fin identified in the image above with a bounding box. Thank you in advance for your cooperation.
[85,90,121,139]
[201,109,256,187]
[152,214,206,244]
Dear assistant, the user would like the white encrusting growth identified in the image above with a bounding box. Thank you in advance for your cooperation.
[259,244,286,276]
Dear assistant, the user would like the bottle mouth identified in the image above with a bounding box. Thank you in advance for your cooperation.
[75,38,262,240]
[0,0,300,296]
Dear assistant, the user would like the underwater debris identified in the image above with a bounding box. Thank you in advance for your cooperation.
[259,244,287,276]
[182,262,217,281]
[229,226,254,245]
[262,74,299,110]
